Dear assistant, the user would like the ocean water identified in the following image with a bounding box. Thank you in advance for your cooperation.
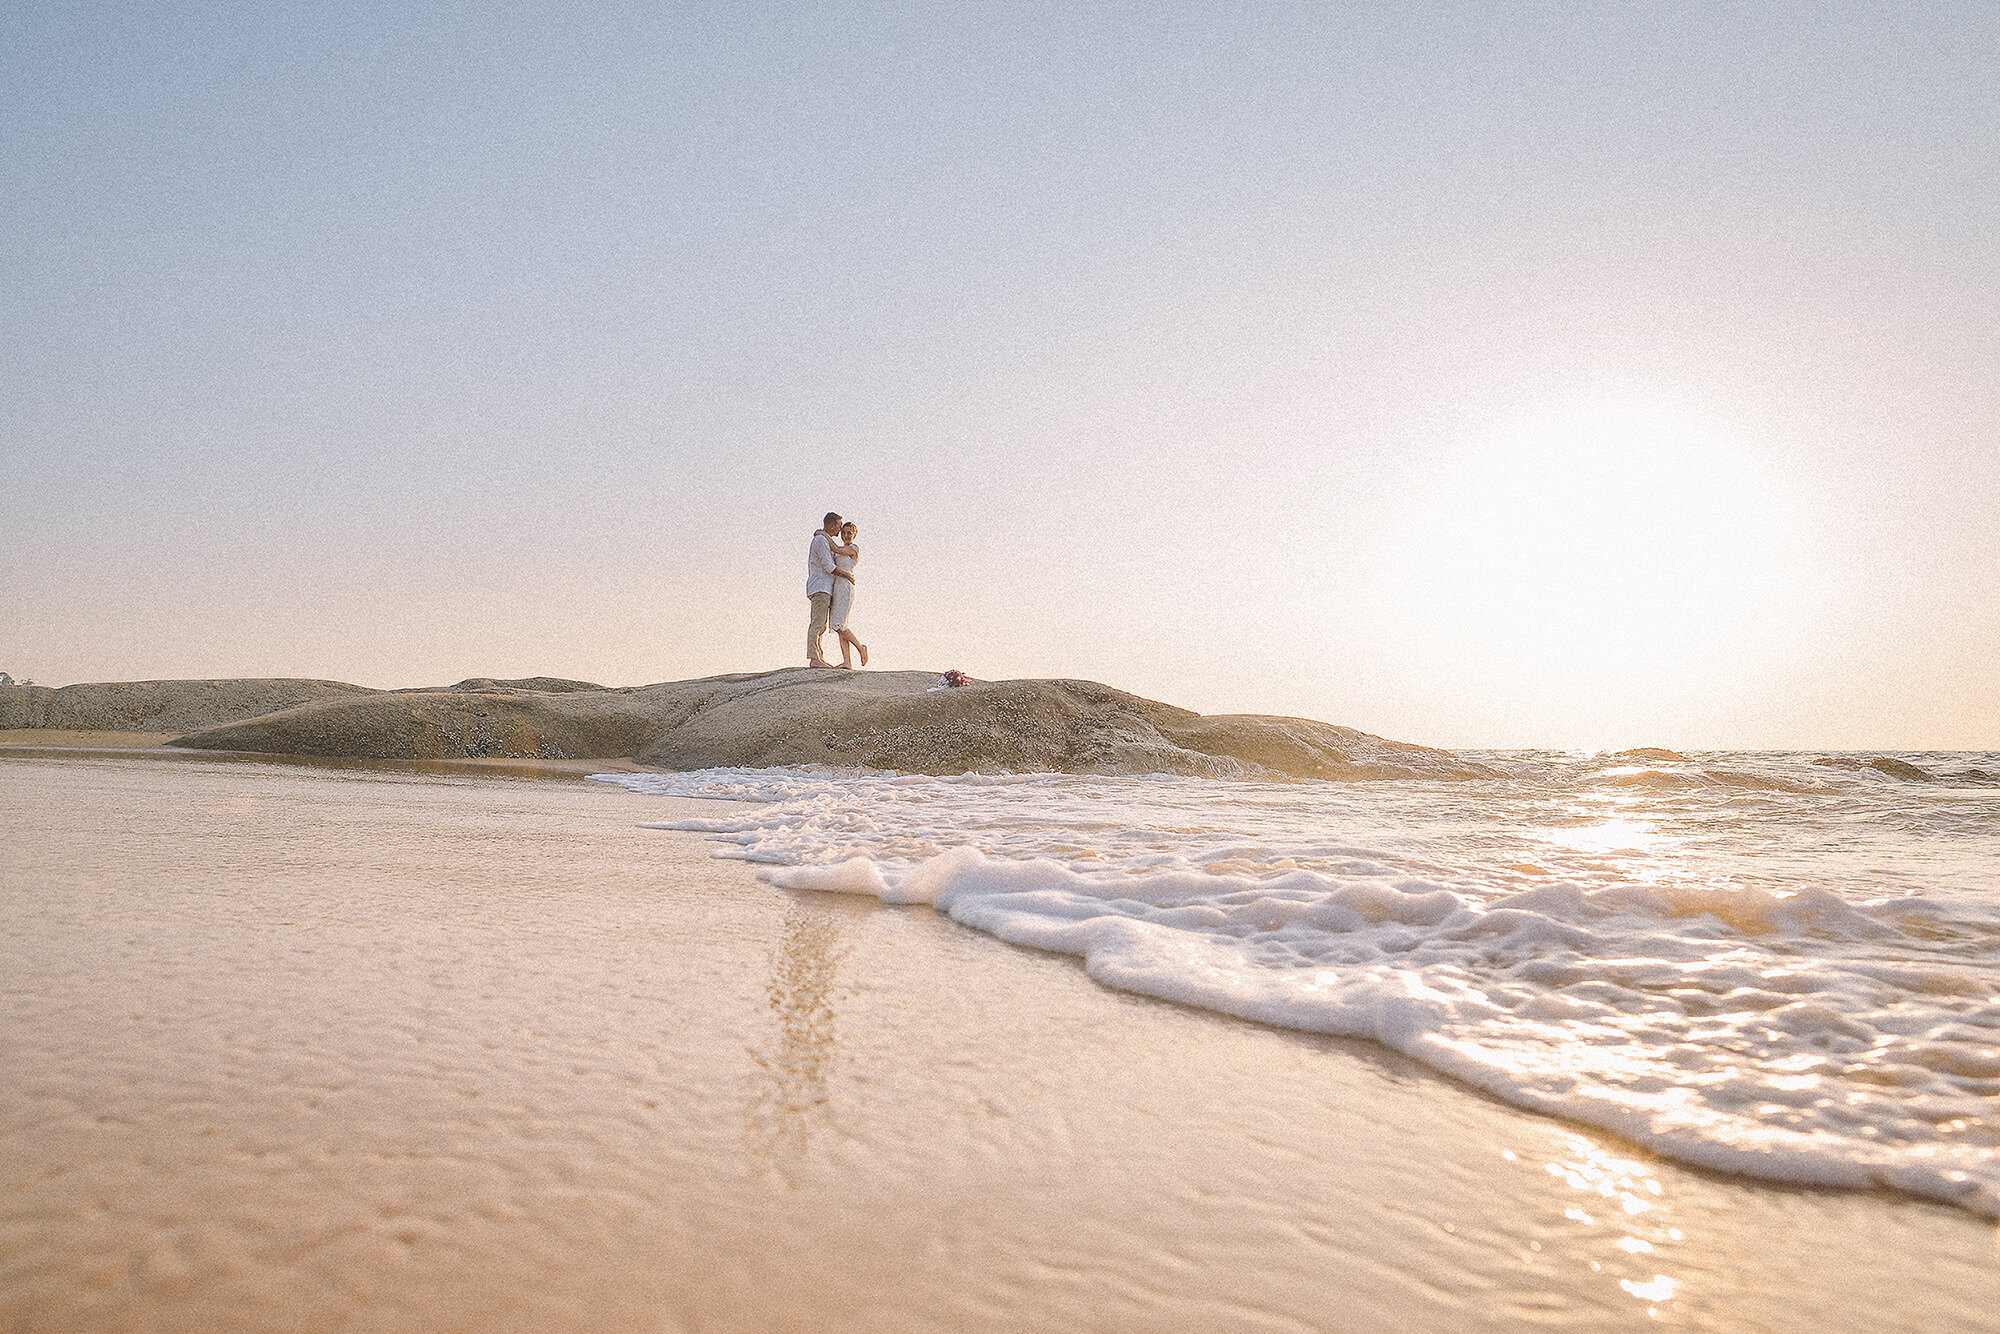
[594,752,2000,1219]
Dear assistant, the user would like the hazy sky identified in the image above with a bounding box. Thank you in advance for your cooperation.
[4,2,1996,749]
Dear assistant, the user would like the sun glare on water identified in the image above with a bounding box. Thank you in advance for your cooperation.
[1384,407,1806,704]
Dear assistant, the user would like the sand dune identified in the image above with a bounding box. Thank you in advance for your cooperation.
[0,670,1491,779]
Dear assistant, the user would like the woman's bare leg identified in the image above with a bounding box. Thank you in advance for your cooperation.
[836,628,856,669]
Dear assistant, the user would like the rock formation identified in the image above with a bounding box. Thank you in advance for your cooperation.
[0,678,374,732]
[0,669,1495,780]
[1812,755,1933,782]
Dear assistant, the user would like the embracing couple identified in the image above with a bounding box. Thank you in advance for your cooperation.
[805,511,868,669]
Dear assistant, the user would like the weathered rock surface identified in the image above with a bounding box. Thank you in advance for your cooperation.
[0,678,375,732]
[1699,769,1817,793]
[155,668,1494,780]
[1615,747,1689,762]
[395,677,607,695]
[1812,755,1934,782]
[176,690,668,763]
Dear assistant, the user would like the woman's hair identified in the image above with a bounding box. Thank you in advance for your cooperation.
[841,521,857,538]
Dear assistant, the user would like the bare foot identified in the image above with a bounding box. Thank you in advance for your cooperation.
[808,659,837,669]
[857,642,869,666]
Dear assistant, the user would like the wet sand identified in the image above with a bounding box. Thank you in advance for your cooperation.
[1,750,1994,1332]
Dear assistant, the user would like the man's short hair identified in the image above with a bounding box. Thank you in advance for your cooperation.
[823,511,842,528]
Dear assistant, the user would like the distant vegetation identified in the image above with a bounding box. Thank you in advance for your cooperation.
[0,672,30,686]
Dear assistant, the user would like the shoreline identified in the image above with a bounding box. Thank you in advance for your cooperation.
[3,746,1995,1331]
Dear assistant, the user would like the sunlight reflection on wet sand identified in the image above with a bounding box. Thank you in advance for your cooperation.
[2,751,1995,1332]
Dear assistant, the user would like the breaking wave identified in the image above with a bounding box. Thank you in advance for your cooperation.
[595,753,2000,1217]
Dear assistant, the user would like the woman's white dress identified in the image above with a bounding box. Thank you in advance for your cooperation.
[830,548,857,630]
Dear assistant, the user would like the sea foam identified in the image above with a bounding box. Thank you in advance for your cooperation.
[596,755,2000,1217]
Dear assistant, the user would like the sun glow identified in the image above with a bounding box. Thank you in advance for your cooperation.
[1381,406,1806,713]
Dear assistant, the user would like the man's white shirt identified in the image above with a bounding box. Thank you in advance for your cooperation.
[806,533,836,597]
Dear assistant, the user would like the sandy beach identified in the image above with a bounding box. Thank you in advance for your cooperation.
[11,2,1997,1326]
[2,744,1994,1333]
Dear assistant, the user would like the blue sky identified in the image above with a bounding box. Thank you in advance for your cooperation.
[4,2,1996,746]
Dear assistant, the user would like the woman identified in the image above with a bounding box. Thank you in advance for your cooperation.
[829,521,869,668]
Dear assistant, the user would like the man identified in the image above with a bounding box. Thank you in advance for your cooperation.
[805,511,843,667]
